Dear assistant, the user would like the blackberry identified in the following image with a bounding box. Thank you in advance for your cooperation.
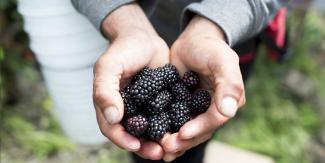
[182,71,200,90]
[160,112,172,131]
[171,83,192,102]
[124,115,148,137]
[190,90,211,114]
[120,90,138,118]
[169,102,191,132]
[156,64,180,88]
[132,67,154,83]
[148,90,172,114]
[129,75,164,104]
[147,114,169,141]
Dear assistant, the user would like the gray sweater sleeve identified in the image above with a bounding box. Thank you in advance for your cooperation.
[182,0,287,46]
[71,0,135,31]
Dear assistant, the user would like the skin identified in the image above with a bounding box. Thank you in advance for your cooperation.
[161,16,246,161]
[93,3,168,160]
[93,3,246,162]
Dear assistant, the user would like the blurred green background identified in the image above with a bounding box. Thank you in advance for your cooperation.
[1,0,325,163]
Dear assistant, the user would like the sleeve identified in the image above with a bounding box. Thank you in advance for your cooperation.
[181,0,289,46]
[71,0,135,31]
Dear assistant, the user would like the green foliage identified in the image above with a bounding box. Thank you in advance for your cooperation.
[288,11,325,75]
[97,148,131,163]
[0,48,4,105]
[0,0,15,9]
[3,114,74,158]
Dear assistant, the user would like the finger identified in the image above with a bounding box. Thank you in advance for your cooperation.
[162,132,211,154]
[179,102,229,140]
[196,44,244,118]
[213,59,245,118]
[171,39,226,76]
[134,140,164,160]
[172,40,245,118]
[95,105,141,151]
[93,52,125,125]
[163,151,185,162]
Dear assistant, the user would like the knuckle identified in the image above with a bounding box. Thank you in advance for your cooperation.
[227,51,240,63]
[232,82,244,95]
[165,145,178,154]
[98,124,110,139]
[99,127,107,137]
[239,95,246,108]
[94,56,105,70]
[225,80,244,99]
[215,119,227,128]
[93,88,110,106]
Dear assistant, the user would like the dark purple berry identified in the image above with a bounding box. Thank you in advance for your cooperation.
[147,114,169,141]
[148,90,172,114]
[190,90,211,114]
[124,115,148,137]
[171,83,192,102]
[169,102,191,132]
[182,71,200,90]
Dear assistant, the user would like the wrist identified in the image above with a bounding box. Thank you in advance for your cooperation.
[180,15,226,42]
[102,3,157,40]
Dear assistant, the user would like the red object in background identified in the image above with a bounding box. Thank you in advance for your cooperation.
[265,8,287,60]
[239,52,256,63]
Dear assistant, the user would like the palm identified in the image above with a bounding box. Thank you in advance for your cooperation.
[161,34,245,161]
[93,34,170,160]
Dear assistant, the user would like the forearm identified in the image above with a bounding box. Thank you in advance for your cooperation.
[71,0,135,32]
[182,0,288,46]
[180,15,225,42]
[102,3,157,40]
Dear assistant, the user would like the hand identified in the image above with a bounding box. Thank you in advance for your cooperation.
[93,3,169,160]
[161,16,246,161]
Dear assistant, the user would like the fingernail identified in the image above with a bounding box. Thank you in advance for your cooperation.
[163,154,176,162]
[220,97,238,117]
[104,106,120,124]
[128,141,141,151]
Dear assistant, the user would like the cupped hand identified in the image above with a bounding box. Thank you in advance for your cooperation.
[93,3,169,160]
[161,16,246,162]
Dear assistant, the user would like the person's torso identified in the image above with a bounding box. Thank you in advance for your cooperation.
[144,0,200,45]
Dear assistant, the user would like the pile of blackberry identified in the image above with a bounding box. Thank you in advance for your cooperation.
[121,64,211,141]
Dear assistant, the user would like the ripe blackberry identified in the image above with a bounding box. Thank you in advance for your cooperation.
[169,102,191,132]
[147,114,169,141]
[124,115,148,137]
[182,71,200,90]
[132,67,154,83]
[120,90,138,118]
[171,83,192,102]
[160,112,171,131]
[148,90,172,114]
[129,75,164,104]
[190,90,211,114]
[156,64,180,88]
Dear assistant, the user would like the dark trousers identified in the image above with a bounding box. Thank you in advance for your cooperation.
[131,37,259,163]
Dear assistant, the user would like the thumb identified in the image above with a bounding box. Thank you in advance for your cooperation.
[213,56,245,118]
[93,54,125,125]
[214,76,245,118]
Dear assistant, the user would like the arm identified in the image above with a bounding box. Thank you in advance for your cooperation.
[71,0,135,32]
[181,0,288,46]
[78,2,169,160]
[162,0,288,161]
